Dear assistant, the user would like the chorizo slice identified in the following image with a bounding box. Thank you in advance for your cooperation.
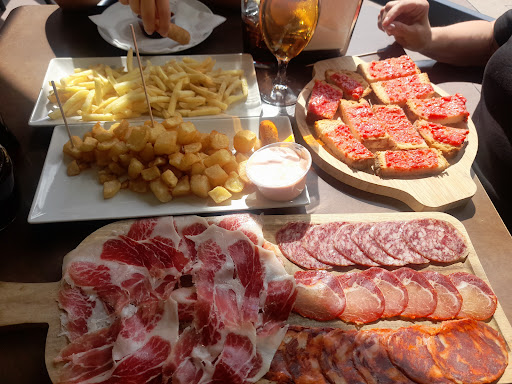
[449,271,497,320]
[361,267,408,318]
[393,267,437,319]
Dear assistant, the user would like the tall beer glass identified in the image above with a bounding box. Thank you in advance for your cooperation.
[259,0,319,106]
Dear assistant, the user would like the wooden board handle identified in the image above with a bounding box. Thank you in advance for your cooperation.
[0,281,60,326]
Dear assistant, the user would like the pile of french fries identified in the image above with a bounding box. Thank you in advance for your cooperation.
[62,117,274,204]
[49,51,249,121]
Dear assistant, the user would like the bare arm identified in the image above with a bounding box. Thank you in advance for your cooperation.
[379,0,498,66]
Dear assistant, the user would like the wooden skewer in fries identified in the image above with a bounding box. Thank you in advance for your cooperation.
[51,80,74,147]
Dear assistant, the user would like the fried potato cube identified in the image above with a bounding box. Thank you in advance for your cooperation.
[128,157,144,179]
[235,152,250,163]
[179,152,200,171]
[129,177,148,193]
[149,179,173,203]
[141,165,161,181]
[169,152,184,169]
[148,122,167,144]
[80,136,98,152]
[209,130,230,150]
[162,115,183,130]
[109,140,129,158]
[92,122,115,142]
[63,136,83,160]
[118,153,132,167]
[222,158,239,174]
[204,164,229,187]
[177,121,199,144]
[126,125,149,152]
[172,175,191,197]
[203,148,232,168]
[154,130,178,155]
[139,143,156,163]
[97,138,119,151]
[198,132,211,150]
[103,179,121,199]
[149,156,167,168]
[233,130,257,153]
[208,186,232,204]
[224,171,245,193]
[253,138,263,151]
[190,161,206,175]
[190,174,211,198]
[95,149,111,166]
[112,120,131,140]
[183,142,202,154]
[161,169,179,188]
[67,160,81,176]
[238,160,251,184]
[108,162,125,176]
[80,151,96,163]
[259,119,279,145]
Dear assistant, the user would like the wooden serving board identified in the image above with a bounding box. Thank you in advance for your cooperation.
[0,212,510,383]
[295,56,478,212]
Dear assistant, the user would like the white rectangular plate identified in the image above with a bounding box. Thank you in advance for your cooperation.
[28,116,309,223]
[29,53,262,126]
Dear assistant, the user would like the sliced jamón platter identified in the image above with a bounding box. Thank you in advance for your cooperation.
[295,55,478,212]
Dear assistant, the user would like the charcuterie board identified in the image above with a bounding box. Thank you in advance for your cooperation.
[0,212,510,383]
[295,56,478,212]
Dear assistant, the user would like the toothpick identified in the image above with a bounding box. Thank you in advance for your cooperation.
[51,80,74,147]
[130,24,155,127]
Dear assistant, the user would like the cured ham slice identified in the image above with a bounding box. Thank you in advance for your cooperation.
[301,222,355,266]
[332,223,379,266]
[209,213,265,247]
[336,272,385,324]
[387,326,453,384]
[351,223,407,266]
[293,270,346,321]
[276,222,332,270]
[360,267,408,318]
[427,320,508,384]
[393,267,437,319]
[449,271,497,320]
[402,218,468,263]
[369,221,428,264]
[421,270,462,320]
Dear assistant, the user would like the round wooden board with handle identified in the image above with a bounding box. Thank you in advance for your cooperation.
[295,56,478,212]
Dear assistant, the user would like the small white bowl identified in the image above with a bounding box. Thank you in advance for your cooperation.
[246,142,312,201]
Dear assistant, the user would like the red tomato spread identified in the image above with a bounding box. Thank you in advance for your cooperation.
[373,106,425,145]
[413,94,469,121]
[345,103,387,140]
[368,55,418,81]
[424,122,469,146]
[325,123,374,160]
[382,75,434,104]
[307,80,343,123]
[328,72,364,99]
[385,149,438,170]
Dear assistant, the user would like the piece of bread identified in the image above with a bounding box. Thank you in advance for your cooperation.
[314,119,374,170]
[357,55,421,83]
[414,119,469,158]
[371,73,435,106]
[374,148,449,177]
[325,69,371,100]
[406,93,470,124]
[372,104,428,150]
[306,80,344,124]
[339,99,391,151]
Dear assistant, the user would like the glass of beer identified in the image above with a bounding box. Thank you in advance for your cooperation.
[259,0,319,106]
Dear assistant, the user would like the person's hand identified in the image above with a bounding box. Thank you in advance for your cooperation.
[378,0,432,52]
[120,0,171,37]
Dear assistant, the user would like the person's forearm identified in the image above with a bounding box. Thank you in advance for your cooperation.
[420,20,497,66]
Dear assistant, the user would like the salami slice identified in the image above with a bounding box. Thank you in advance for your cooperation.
[402,218,468,263]
[293,270,346,321]
[449,272,497,320]
[427,319,508,384]
[387,326,453,384]
[351,223,407,266]
[369,221,429,264]
[421,270,462,320]
[301,222,355,266]
[318,329,366,384]
[276,222,332,270]
[336,272,385,324]
[361,267,408,318]
[332,223,379,266]
[353,329,417,384]
[393,267,437,319]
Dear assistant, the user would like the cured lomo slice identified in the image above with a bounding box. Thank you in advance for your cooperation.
[276,222,332,270]
[401,218,468,263]
[333,223,379,266]
[369,221,429,264]
[449,271,497,320]
[318,329,366,384]
[353,329,417,384]
[336,272,385,324]
[387,326,453,384]
[351,223,407,266]
[301,222,355,266]
[421,270,462,320]
[427,319,508,384]
[293,270,346,321]
[361,267,408,318]
[393,267,437,319]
